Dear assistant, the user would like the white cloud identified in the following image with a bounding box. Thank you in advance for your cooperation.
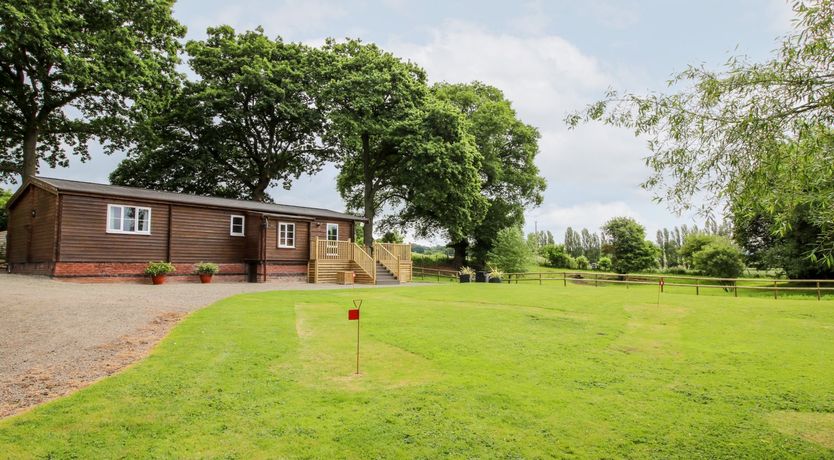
[392,21,611,122]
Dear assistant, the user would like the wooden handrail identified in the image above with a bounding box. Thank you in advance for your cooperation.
[352,243,376,283]
[374,242,400,280]
[378,243,411,261]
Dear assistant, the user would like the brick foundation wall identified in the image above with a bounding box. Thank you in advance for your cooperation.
[43,261,308,283]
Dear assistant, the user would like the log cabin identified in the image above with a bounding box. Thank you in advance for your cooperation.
[4,177,412,284]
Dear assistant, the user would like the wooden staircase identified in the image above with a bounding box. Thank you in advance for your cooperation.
[308,239,412,285]
[375,262,400,285]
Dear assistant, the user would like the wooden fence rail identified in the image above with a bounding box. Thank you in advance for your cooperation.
[412,266,834,300]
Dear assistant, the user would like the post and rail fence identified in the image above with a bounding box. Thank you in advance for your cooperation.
[412,266,834,300]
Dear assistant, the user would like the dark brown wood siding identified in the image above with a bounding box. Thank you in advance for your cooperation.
[6,185,57,263]
[309,219,352,243]
[59,194,168,262]
[169,205,247,263]
[244,213,262,260]
[265,218,311,260]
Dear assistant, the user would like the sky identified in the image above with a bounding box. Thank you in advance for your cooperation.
[31,0,796,244]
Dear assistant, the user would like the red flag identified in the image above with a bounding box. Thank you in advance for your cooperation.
[348,309,360,320]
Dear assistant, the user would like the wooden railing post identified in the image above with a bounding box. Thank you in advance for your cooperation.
[563,272,567,287]
[817,281,821,301]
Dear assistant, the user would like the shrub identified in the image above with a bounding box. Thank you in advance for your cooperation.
[145,261,176,276]
[597,256,612,272]
[488,264,503,280]
[575,255,590,270]
[195,262,220,275]
[542,244,572,268]
[486,227,531,273]
[458,266,475,276]
[691,240,745,278]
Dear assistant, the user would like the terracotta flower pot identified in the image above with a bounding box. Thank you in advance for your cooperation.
[151,275,167,285]
[199,273,213,284]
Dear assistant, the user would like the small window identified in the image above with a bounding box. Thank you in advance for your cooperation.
[278,222,295,248]
[107,204,151,234]
[326,223,339,241]
[230,215,245,236]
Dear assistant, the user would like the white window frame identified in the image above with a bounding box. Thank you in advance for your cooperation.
[326,223,339,241]
[278,222,296,248]
[230,215,245,236]
[106,204,152,235]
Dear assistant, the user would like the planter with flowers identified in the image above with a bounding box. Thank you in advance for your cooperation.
[145,261,176,285]
[195,262,220,284]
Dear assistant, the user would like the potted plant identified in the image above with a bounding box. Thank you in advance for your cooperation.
[145,261,176,285]
[487,265,503,284]
[458,266,475,283]
[195,262,220,284]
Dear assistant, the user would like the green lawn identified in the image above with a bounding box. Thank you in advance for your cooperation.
[2,284,834,458]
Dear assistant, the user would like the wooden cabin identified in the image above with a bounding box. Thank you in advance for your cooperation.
[5,177,411,284]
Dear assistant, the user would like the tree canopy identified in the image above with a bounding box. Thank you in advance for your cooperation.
[323,40,486,247]
[567,0,834,264]
[601,217,659,274]
[429,82,545,265]
[0,0,185,182]
[111,26,331,202]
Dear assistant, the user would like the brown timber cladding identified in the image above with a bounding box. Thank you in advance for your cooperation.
[59,194,168,262]
[7,185,57,264]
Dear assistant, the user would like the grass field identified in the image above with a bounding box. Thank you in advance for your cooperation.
[2,284,834,458]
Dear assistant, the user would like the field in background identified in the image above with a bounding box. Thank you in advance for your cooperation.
[1,284,833,458]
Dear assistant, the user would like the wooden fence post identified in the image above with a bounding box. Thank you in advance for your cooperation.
[539,272,542,285]
[594,273,598,287]
[563,272,567,287]
[817,281,821,301]
[734,281,738,297]
[660,277,664,293]
[696,279,699,296]
[625,274,629,289]
[773,280,778,300]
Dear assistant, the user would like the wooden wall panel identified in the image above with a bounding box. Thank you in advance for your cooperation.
[264,218,310,260]
[170,205,247,263]
[6,185,57,263]
[59,194,168,262]
[309,219,353,243]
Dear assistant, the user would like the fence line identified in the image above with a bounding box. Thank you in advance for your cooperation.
[412,266,834,300]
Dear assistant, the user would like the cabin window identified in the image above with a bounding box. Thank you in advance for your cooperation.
[278,222,295,248]
[230,215,245,236]
[326,223,339,241]
[107,204,151,234]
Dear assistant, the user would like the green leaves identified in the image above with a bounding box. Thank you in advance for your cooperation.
[0,0,186,180]
[113,27,331,201]
[601,217,659,274]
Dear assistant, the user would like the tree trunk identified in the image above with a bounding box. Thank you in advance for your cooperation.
[451,240,468,268]
[22,127,38,182]
[252,175,271,202]
[361,132,374,249]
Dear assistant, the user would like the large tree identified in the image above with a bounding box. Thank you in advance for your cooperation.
[567,0,834,264]
[0,0,185,182]
[430,82,545,266]
[322,39,485,247]
[319,39,427,246]
[601,217,659,274]
[111,26,330,201]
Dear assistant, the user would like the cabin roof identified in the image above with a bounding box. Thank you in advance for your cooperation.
[13,177,365,222]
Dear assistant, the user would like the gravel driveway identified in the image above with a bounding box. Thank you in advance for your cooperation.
[0,273,410,418]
